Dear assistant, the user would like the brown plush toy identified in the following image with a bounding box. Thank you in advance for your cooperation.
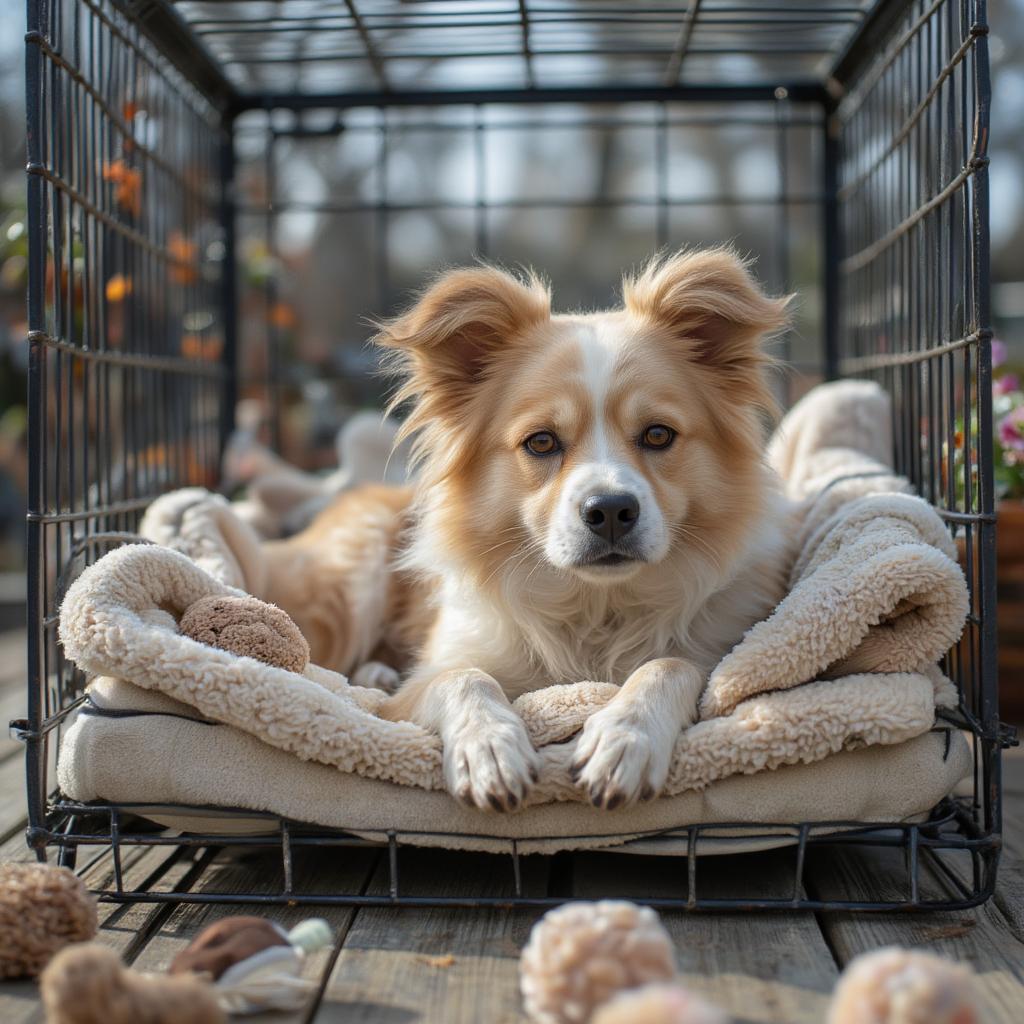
[40,943,225,1024]
[0,863,97,979]
[179,594,309,674]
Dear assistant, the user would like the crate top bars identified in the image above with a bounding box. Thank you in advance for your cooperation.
[127,0,905,113]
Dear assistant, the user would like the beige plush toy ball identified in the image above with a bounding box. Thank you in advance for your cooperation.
[520,901,677,1024]
[40,942,225,1024]
[828,947,978,1024]
[0,863,97,979]
[591,983,730,1024]
[179,594,309,674]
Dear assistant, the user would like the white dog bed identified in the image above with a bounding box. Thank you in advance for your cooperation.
[55,381,972,854]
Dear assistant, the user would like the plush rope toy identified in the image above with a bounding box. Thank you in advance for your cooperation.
[39,914,332,1022]
[40,943,225,1024]
[179,595,309,674]
[0,864,97,979]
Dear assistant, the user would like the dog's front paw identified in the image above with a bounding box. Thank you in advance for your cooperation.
[444,712,540,812]
[571,705,671,809]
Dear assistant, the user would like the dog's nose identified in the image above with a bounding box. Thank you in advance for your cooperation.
[580,493,640,543]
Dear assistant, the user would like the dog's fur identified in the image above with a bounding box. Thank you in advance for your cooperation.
[262,249,795,811]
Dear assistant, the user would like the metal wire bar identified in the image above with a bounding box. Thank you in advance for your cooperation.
[25,0,226,847]
[20,0,1005,915]
[343,0,390,91]
[664,0,704,85]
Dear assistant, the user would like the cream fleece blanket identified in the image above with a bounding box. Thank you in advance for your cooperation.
[56,381,971,849]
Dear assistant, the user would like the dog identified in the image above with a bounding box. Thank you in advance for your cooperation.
[261,248,795,811]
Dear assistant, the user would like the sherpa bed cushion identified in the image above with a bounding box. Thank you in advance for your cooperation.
[55,380,972,853]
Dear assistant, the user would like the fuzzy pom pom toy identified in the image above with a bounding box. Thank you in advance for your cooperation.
[179,594,309,674]
[0,863,97,979]
[591,983,730,1024]
[828,947,979,1024]
[520,901,677,1024]
[40,943,225,1024]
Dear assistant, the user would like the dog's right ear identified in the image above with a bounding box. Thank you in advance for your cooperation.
[375,266,550,402]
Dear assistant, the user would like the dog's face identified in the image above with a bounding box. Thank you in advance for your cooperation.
[378,250,788,588]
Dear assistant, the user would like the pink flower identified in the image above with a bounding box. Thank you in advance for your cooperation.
[995,372,1020,396]
[999,406,1024,452]
[991,338,1008,367]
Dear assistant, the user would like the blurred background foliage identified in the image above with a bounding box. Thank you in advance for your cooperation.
[0,0,1022,576]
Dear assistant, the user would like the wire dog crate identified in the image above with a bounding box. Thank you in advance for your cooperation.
[22,0,1014,911]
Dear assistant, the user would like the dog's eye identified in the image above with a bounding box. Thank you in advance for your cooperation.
[640,424,675,450]
[524,431,560,456]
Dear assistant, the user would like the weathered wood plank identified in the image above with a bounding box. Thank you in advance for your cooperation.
[571,846,839,1024]
[0,631,26,692]
[0,833,209,1022]
[129,842,380,1024]
[807,842,1024,1023]
[318,848,549,1024]
[0,754,27,843]
[0,686,26,762]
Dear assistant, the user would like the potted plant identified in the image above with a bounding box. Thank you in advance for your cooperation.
[946,340,1023,722]
[992,341,1024,721]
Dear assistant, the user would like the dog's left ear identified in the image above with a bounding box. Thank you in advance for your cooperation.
[622,248,789,406]
[375,265,550,395]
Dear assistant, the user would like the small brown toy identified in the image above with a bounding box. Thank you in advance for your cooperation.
[520,901,677,1024]
[40,942,225,1024]
[170,914,332,1014]
[591,983,730,1024]
[179,594,309,674]
[0,863,97,979]
[827,947,978,1024]
[170,915,289,979]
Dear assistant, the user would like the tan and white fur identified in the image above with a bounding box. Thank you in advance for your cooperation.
[262,248,794,812]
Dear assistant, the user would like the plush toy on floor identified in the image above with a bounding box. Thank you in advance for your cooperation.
[0,863,97,979]
[39,913,332,1023]
[590,984,728,1024]
[179,594,310,674]
[41,943,225,1024]
[827,947,979,1024]
[171,915,332,1014]
[520,902,980,1024]
[519,901,677,1024]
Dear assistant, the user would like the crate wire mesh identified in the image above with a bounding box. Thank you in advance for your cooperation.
[22,0,1011,911]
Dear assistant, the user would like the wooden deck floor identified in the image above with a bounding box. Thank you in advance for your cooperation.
[0,629,1021,1023]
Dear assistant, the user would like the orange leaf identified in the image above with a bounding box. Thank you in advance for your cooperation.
[103,160,142,217]
[105,274,132,302]
[270,302,297,330]
[181,334,224,361]
[168,231,198,285]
